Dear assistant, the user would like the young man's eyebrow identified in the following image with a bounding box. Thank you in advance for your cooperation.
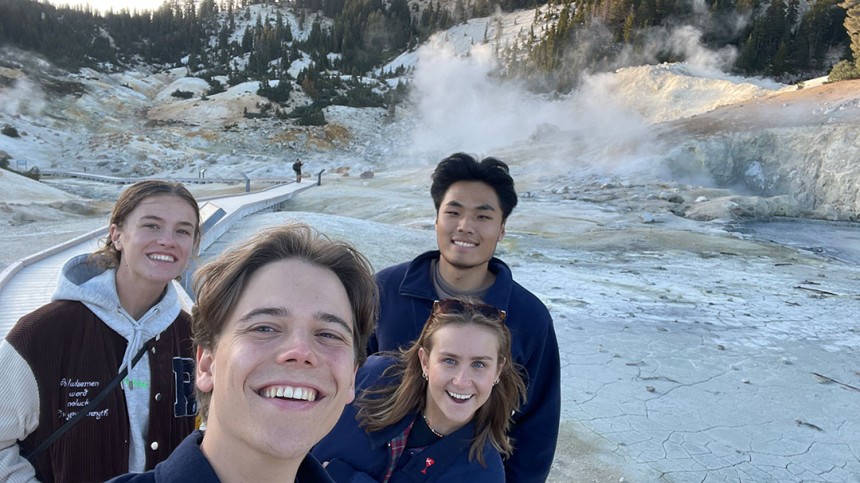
[443,200,497,211]
[236,306,288,323]
[317,312,354,336]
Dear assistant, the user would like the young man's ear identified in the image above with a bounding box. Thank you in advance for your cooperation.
[346,367,357,405]
[498,221,506,242]
[196,345,214,393]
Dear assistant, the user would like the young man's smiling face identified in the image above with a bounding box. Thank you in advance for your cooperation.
[435,181,506,277]
[196,258,357,466]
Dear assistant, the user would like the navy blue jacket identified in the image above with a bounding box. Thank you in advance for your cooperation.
[108,430,333,483]
[371,251,560,482]
[312,356,505,482]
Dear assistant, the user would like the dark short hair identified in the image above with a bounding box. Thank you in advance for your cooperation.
[191,223,379,420]
[430,152,518,221]
[92,180,201,268]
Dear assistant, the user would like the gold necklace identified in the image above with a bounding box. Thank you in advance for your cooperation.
[422,413,445,438]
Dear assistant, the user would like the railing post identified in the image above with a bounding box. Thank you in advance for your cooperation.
[317,169,324,186]
[241,173,250,192]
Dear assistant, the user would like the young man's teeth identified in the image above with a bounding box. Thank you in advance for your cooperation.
[148,254,175,262]
[447,391,472,400]
[262,386,317,401]
[453,241,476,247]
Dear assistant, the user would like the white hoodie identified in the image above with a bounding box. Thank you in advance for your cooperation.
[51,254,184,472]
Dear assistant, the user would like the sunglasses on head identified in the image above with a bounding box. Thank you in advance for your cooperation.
[432,299,507,322]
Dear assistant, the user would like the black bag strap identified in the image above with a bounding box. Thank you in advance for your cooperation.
[24,340,152,464]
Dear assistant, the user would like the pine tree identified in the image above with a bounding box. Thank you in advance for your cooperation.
[842,0,860,68]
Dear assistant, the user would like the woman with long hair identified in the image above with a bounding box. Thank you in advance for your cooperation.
[313,298,527,482]
[0,180,201,482]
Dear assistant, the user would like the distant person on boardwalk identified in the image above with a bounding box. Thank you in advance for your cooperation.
[109,224,379,483]
[313,297,526,482]
[371,152,561,481]
[293,159,305,183]
[0,180,201,482]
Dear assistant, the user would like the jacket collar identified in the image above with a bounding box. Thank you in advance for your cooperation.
[400,250,514,310]
[156,431,333,482]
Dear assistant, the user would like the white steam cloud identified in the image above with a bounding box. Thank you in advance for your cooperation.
[406,33,669,181]
[616,25,738,77]
[0,78,47,117]
[408,37,547,156]
[403,13,786,184]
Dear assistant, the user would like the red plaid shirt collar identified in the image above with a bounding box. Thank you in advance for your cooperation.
[382,420,415,482]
